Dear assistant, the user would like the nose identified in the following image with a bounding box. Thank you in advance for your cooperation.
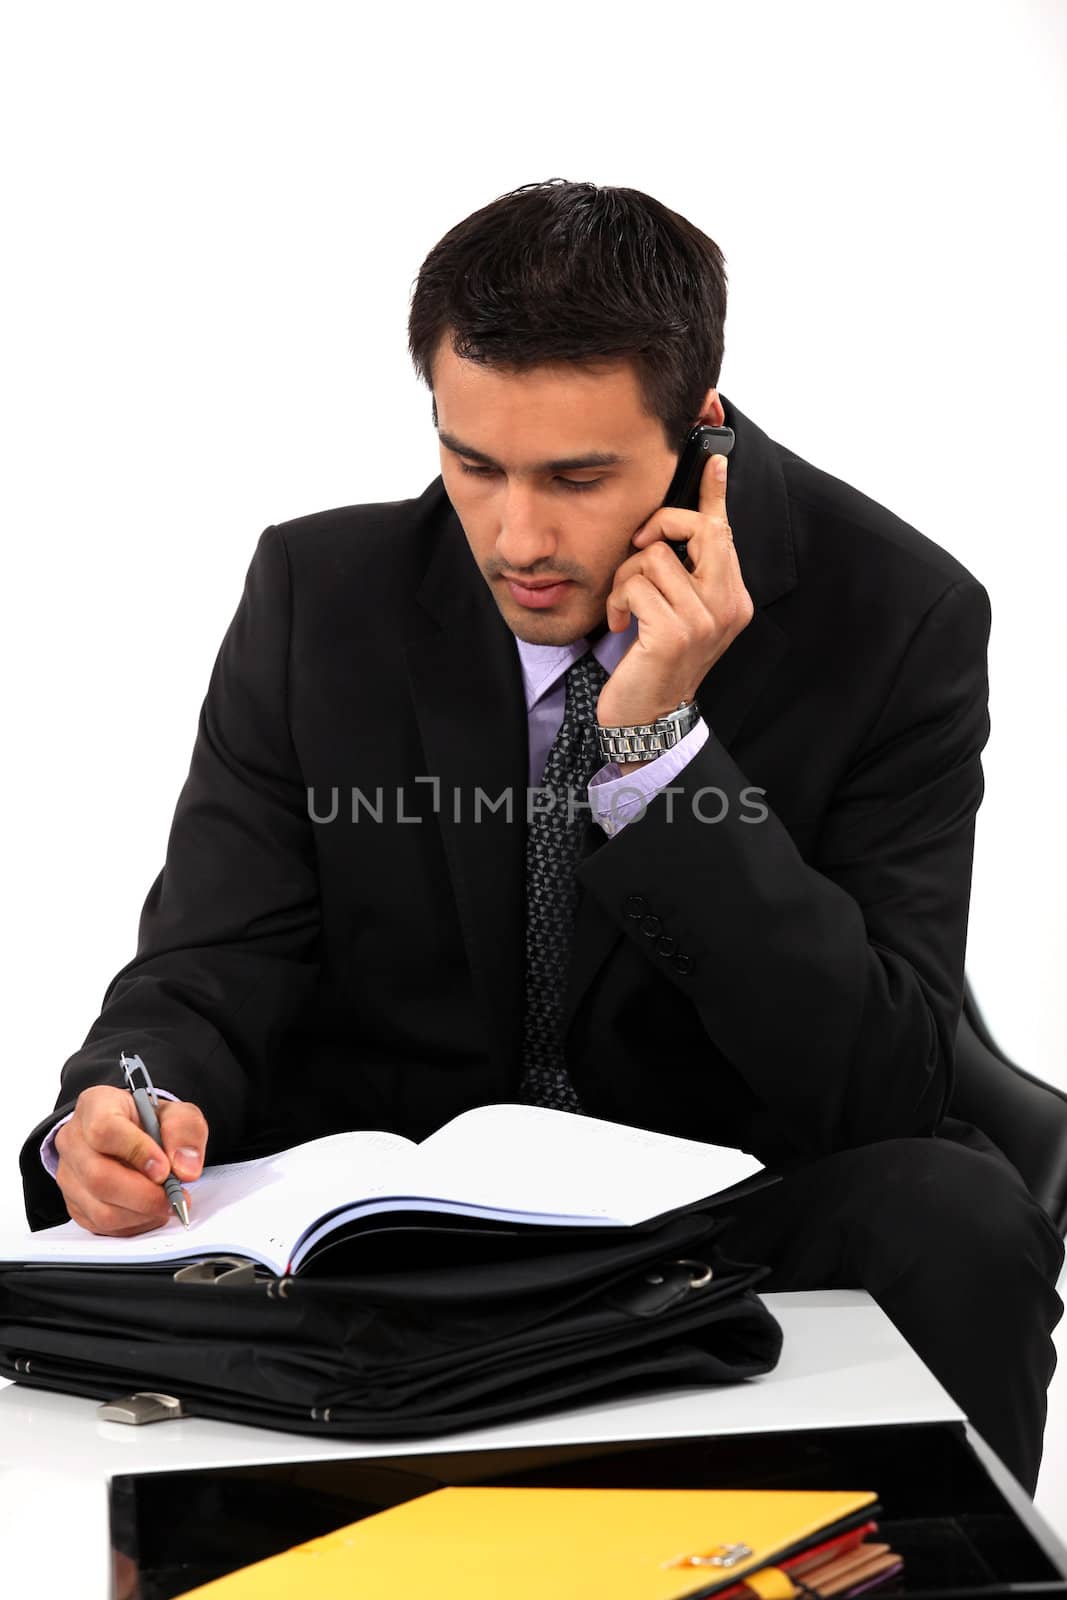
[495,482,559,572]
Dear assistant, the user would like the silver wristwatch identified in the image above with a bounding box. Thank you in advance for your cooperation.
[596,699,701,764]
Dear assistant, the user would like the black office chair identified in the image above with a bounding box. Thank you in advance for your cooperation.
[951,977,1067,1236]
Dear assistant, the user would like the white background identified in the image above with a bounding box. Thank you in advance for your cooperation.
[1,0,1064,1524]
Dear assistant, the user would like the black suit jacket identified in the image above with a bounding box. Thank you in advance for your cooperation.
[21,397,991,1229]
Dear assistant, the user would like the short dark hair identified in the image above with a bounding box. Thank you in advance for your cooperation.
[407,179,728,453]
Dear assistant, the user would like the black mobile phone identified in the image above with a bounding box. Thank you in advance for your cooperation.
[662,424,735,562]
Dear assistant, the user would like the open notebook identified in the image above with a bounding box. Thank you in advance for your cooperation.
[3,1103,766,1277]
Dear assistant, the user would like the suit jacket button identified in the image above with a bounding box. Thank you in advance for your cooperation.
[656,935,677,957]
[623,895,647,919]
[672,953,694,976]
[640,914,663,939]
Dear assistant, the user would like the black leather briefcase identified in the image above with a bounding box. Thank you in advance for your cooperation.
[0,1210,782,1437]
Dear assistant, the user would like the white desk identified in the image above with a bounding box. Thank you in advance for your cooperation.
[0,1291,953,1592]
[0,1290,1058,1595]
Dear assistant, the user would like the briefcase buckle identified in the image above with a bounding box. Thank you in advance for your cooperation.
[97,1392,185,1425]
[173,1257,256,1287]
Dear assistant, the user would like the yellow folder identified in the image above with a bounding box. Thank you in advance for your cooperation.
[176,1485,880,1600]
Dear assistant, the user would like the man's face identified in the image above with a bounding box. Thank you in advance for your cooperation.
[433,337,691,645]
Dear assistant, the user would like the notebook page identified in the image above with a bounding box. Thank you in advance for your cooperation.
[0,1129,417,1274]
[412,1104,763,1224]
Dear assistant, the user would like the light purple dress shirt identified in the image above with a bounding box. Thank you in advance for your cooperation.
[39,619,708,1179]
[518,616,709,832]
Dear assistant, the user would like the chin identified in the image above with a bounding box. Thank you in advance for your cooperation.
[483,573,605,646]
[518,627,587,647]
[501,606,594,647]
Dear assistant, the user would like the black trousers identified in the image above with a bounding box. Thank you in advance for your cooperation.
[715,1118,1065,1496]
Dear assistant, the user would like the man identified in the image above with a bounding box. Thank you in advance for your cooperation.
[20,180,1063,1492]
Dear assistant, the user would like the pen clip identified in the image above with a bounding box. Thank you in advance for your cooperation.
[119,1051,158,1108]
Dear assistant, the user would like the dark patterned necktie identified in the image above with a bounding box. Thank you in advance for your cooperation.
[518,649,610,1111]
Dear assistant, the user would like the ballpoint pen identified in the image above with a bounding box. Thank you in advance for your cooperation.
[120,1051,191,1227]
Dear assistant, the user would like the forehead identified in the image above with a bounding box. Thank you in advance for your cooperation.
[432,338,653,439]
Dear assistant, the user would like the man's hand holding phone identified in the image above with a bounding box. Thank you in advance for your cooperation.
[54,1085,207,1237]
[598,447,753,735]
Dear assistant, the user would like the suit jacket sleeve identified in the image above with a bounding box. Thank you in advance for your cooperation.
[577,575,992,1159]
[20,526,321,1229]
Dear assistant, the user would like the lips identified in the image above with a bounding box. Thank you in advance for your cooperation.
[503,578,574,609]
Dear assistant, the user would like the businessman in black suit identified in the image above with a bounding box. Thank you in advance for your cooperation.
[20,180,1063,1492]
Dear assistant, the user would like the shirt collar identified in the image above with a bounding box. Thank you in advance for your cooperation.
[515,617,638,711]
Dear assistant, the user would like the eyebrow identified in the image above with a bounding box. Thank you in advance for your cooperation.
[437,429,627,473]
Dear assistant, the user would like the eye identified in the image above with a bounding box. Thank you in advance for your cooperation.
[457,462,602,493]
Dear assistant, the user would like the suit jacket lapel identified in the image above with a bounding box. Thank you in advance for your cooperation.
[405,506,529,1085]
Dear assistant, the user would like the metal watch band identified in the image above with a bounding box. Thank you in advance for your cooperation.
[596,700,700,764]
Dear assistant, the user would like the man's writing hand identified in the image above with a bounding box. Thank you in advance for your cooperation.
[598,450,752,729]
[54,1085,207,1237]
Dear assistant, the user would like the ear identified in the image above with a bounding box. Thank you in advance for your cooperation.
[694,388,725,428]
